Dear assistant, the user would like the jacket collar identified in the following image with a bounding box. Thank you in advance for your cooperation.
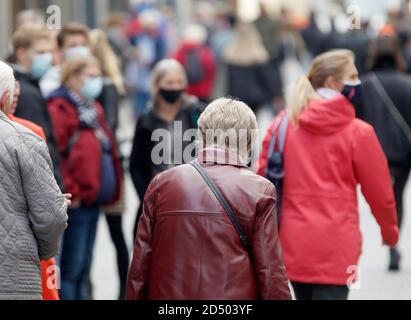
[0,110,8,120]
[198,148,248,168]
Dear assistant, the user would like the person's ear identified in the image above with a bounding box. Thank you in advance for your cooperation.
[0,92,10,112]
[15,48,27,65]
[324,76,341,91]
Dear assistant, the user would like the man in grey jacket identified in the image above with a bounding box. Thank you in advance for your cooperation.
[0,61,69,300]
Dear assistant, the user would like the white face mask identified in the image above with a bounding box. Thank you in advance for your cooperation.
[64,46,91,60]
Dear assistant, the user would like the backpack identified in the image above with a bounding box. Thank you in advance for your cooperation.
[185,48,205,85]
[265,114,288,225]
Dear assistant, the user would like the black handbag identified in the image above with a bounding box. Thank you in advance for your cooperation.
[190,161,251,253]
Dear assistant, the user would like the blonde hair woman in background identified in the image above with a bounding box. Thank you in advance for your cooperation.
[223,22,281,113]
[89,28,129,300]
[258,49,399,300]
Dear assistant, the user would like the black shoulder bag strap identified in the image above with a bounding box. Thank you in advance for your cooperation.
[370,72,411,145]
[62,129,81,159]
[190,161,251,253]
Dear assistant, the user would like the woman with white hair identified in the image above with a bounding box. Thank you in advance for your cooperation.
[126,97,292,300]
[129,59,205,237]
[0,61,68,300]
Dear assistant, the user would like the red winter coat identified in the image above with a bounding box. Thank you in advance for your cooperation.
[48,95,123,207]
[257,95,399,285]
[172,42,216,100]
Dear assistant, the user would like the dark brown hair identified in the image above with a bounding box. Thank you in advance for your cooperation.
[57,22,90,48]
[367,35,407,72]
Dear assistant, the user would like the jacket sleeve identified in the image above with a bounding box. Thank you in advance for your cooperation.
[252,183,292,300]
[16,133,68,260]
[257,117,277,176]
[353,125,399,247]
[129,118,152,201]
[126,175,159,300]
[48,100,81,200]
[98,83,120,133]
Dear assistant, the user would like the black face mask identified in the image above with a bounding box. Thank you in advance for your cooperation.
[159,88,183,104]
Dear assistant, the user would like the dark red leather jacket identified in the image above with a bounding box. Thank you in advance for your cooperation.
[126,148,292,300]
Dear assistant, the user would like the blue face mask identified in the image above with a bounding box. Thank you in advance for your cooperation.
[31,53,53,79]
[341,80,362,101]
[65,46,91,60]
[81,77,103,100]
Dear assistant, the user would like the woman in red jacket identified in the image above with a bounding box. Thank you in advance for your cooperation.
[47,57,123,300]
[258,49,399,300]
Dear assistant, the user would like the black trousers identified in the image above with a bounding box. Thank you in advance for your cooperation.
[390,166,410,231]
[291,282,349,300]
[105,214,130,300]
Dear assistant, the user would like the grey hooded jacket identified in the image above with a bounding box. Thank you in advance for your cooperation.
[0,111,68,300]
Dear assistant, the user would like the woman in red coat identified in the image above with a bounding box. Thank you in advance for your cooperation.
[258,49,399,300]
[47,57,123,300]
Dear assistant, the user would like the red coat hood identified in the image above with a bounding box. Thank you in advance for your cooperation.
[299,95,355,135]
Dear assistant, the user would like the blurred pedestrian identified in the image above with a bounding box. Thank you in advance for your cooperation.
[15,9,46,29]
[103,12,135,69]
[47,57,123,300]
[223,22,277,113]
[355,35,411,271]
[258,50,399,300]
[254,2,284,105]
[40,22,91,97]
[301,12,325,59]
[127,97,292,300]
[129,59,204,237]
[11,26,63,189]
[125,9,168,117]
[90,29,129,300]
[172,24,216,103]
[0,60,68,300]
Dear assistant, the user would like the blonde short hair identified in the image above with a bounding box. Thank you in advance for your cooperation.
[61,56,100,86]
[198,98,258,157]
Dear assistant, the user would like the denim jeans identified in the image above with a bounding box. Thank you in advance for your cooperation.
[59,204,100,300]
